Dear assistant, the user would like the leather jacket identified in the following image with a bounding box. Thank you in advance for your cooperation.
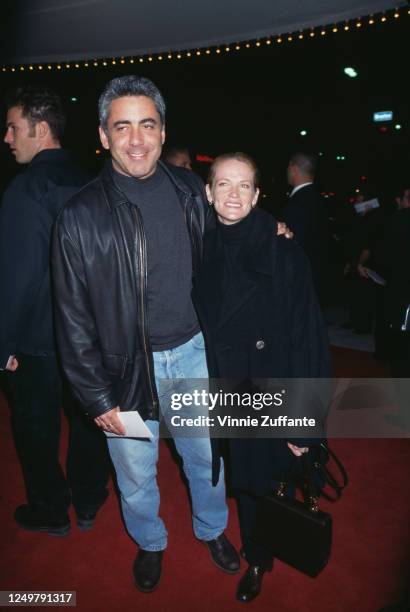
[52,160,210,420]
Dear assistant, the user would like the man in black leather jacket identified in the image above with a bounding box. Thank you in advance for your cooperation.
[52,76,239,592]
[1,85,110,536]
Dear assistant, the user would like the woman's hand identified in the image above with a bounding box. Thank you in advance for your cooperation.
[287,442,309,457]
[277,222,293,239]
[6,355,19,371]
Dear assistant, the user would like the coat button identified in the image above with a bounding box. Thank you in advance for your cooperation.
[256,339,265,350]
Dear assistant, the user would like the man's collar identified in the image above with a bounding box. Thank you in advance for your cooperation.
[289,182,313,198]
[29,148,66,165]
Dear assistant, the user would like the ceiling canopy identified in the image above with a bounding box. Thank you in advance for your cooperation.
[1,0,404,67]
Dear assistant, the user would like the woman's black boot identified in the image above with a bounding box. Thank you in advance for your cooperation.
[236,565,266,603]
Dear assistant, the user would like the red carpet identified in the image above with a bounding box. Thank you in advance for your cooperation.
[1,347,409,611]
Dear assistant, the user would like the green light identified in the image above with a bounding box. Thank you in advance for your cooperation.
[395,124,402,130]
[70,96,78,102]
[344,67,358,78]
[318,152,324,156]
[300,130,307,136]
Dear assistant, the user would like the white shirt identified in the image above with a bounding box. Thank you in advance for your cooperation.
[289,182,313,198]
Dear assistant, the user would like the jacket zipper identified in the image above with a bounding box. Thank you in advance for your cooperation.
[132,206,158,417]
[183,193,199,274]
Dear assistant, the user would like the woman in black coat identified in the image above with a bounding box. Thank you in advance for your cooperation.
[192,152,330,603]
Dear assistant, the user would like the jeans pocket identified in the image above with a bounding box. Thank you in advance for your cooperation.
[190,332,205,350]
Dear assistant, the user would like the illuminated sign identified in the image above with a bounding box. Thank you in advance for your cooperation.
[196,154,214,163]
[373,111,393,122]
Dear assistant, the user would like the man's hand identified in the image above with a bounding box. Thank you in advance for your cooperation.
[6,356,19,371]
[287,442,309,457]
[95,406,126,435]
[277,222,293,239]
[357,264,370,279]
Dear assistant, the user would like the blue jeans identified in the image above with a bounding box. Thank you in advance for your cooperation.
[107,332,228,551]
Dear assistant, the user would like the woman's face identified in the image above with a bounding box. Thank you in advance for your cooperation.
[206,159,259,225]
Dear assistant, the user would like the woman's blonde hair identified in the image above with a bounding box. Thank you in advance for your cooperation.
[207,152,260,189]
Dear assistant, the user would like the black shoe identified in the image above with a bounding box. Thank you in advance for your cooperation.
[133,550,163,592]
[14,505,71,537]
[236,565,266,603]
[76,511,97,531]
[203,533,240,574]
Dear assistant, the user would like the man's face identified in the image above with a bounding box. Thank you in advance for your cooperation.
[206,159,259,225]
[170,150,192,170]
[396,189,410,210]
[287,162,296,186]
[4,106,39,164]
[99,95,165,179]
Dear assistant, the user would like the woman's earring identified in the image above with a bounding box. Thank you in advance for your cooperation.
[208,200,213,206]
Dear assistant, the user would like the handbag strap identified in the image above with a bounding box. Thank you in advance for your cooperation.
[277,443,349,506]
[276,454,320,513]
[301,453,320,511]
[317,442,349,502]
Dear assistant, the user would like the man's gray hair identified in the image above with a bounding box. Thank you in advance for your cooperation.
[289,152,317,179]
[98,75,166,131]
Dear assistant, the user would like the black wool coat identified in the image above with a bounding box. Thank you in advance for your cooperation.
[192,208,331,495]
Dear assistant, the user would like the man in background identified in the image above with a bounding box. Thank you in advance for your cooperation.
[1,85,109,536]
[283,152,329,303]
[385,185,410,376]
[162,143,192,169]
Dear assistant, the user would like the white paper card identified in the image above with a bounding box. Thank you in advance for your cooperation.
[104,411,154,439]
[366,268,386,286]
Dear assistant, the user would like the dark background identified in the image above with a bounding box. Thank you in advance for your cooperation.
[1,15,409,212]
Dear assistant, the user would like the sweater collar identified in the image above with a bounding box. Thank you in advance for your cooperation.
[217,210,255,245]
[101,159,195,210]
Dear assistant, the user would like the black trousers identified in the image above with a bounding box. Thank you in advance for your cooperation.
[237,492,273,568]
[9,353,110,518]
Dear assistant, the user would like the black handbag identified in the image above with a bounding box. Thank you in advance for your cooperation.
[252,445,348,578]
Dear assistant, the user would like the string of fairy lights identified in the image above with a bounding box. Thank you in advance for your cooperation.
[1,6,408,74]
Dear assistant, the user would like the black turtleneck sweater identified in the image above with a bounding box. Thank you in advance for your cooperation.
[217,210,256,293]
[112,164,200,350]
